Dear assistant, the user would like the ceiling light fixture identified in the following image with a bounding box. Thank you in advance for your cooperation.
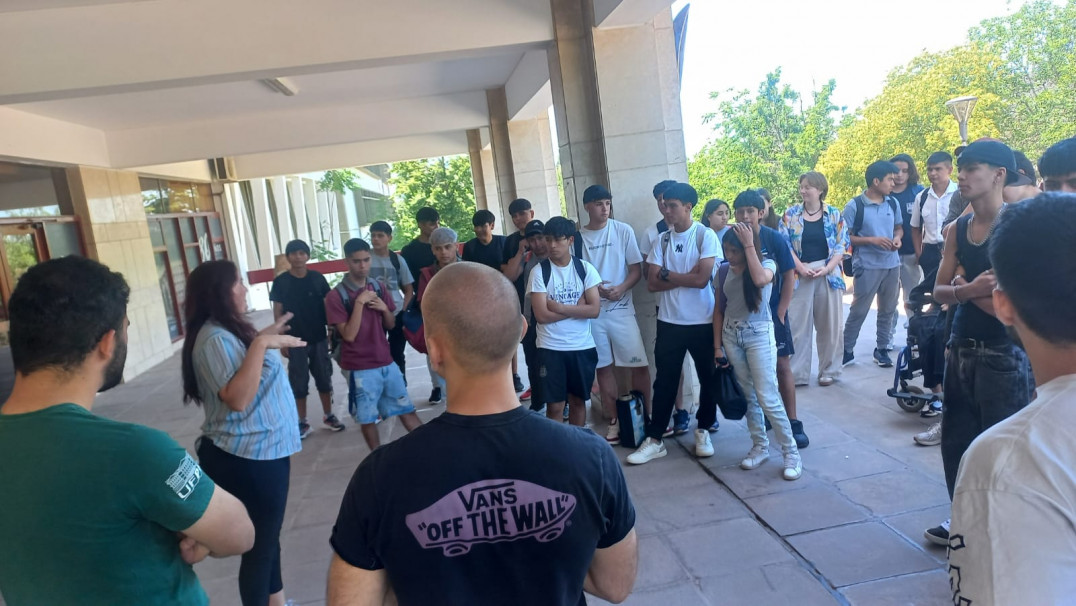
[260,77,299,96]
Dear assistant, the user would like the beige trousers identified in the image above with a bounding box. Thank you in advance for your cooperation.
[789,260,845,384]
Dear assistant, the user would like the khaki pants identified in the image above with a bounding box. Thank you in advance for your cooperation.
[789,260,845,384]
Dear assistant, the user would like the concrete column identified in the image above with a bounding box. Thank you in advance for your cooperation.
[547,3,693,405]
[468,128,506,234]
[248,179,275,268]
[286,177,309,243]
[269,176,293,251]
[508,114,562,221]
[486,87,518,223]
[479,146,504,235]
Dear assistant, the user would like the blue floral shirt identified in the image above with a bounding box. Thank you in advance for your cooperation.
[780,204,850,291]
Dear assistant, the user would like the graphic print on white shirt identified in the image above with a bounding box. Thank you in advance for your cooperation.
[527,259,602,351]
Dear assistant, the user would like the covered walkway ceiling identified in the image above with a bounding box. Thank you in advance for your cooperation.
[0,0,674,178]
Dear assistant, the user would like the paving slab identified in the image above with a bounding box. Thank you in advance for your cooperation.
[883,504,953,563]
[632,481,751,530]
[836,469,950,517]
[801,441,905,483]
[745,484,870,536]
[666,518,796,578]
[709,458,826,499]
[787,522,939,587]
[697,562,842,606]
[632,535,691,591]
[841,569,952,606]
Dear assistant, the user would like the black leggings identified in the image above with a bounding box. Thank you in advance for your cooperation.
[197,438,290,606]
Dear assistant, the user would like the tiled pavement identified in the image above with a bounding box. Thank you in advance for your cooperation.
[39,305,953,605]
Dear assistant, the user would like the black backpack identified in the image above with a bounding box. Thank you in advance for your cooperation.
[843,195,899,276]
[328,279,384,363]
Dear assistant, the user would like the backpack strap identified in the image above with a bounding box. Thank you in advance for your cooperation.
[695,223,705,253]
[389,251,401,273]
[334,283,353,315]
[886,195,899,219]
[657,218,668,233]
[717,262,730,314]
[540,259,552,288]
[850,196,865,236]
[573,232,584,260]
[917,188,931,213]
[659,231,671,269]
[572,257,587,284]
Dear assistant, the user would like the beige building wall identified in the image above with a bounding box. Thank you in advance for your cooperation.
[66,167,175,380]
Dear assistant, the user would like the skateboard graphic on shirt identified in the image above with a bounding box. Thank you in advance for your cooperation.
[405,479,577,556]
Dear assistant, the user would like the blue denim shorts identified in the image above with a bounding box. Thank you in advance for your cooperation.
[346,364,415,425]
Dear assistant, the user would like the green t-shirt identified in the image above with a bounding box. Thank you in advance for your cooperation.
[0,404,214,605]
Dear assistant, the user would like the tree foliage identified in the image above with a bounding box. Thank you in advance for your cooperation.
[387,155,477,250]
[688,69,838,217]
[816,44,1009,205]
[816,0,1076,205]
[317,169,359,195]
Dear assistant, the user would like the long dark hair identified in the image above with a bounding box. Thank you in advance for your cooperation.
[181,260,257,404]
[722,228,767,313]
[890,154,920,186]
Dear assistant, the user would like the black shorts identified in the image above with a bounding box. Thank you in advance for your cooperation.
[771,311,795,358]
[538,348,597,404]
[287,340,333,398]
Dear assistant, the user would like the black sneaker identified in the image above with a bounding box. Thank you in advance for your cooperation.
[924,519,950,547]
[323,414,346,432]
[842,350,855,366]
[298,420,311,440]
[513,374,525,393]
[428,387,444,405]
[873,348,894,368]
[790,419,809,448]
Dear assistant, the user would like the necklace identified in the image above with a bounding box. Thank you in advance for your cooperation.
[804,204,823,218]
[967,205,1006,247]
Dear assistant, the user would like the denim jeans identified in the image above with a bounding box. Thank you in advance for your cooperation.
[723,320,798,454]
[941,340,1034,498]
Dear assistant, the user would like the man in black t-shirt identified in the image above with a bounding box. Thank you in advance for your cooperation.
[400,207,440,283]
[328,262,637,606]
[500,198,535,394]
[270,240,345,438]
[462,209,506,270]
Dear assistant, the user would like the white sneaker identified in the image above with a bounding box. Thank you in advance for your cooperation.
[740,444,769,470]
[694,429,714,457]
[605,420,620,444]
[626,437,666,465]
[914,422,942,446]
[782,452,803,480]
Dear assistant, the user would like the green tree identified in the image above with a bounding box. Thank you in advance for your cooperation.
[387,156,477,250]
[816,44,1008,206]
[688,69,839,217]
[817,0,1076,205]
[969,0,1076,154]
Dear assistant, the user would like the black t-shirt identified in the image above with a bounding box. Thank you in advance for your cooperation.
[400,239,436,283]
[330,407,635,606]
[799,218,829,263]
[269,270,330,343]
[462,235,506,271]
[501,232,527,307]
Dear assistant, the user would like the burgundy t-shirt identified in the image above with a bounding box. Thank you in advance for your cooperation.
[325,279,396,371]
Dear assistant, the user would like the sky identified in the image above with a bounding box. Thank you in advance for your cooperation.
[673,0,1040,156]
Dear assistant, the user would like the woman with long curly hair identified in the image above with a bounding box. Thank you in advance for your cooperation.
[181,260,303,606]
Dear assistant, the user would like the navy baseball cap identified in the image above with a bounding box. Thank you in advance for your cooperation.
[958,140,1030,186]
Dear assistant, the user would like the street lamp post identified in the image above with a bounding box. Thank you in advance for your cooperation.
[945,96,978,145]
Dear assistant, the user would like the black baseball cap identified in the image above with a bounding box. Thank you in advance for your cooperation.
[958,140,1031,186]
[524,219,545,237]
[583,184,612,203]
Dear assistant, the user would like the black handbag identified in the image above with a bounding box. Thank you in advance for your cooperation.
[713,365,747,420]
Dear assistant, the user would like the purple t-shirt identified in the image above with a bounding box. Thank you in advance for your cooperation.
[325,280,396,371]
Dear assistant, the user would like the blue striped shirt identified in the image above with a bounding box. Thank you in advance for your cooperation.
[192,322,301,460]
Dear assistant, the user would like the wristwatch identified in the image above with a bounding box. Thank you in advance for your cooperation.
[659,267,670,281]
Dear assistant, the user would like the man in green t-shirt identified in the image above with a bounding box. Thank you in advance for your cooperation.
[0,257,255,606]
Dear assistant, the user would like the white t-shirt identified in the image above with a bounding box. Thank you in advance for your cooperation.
[910,182,957,245]
[646,222,719,325]
[527,258,602,351]
[949,373,1076,605]
[640,221,663,258]
[579,220,643,314]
